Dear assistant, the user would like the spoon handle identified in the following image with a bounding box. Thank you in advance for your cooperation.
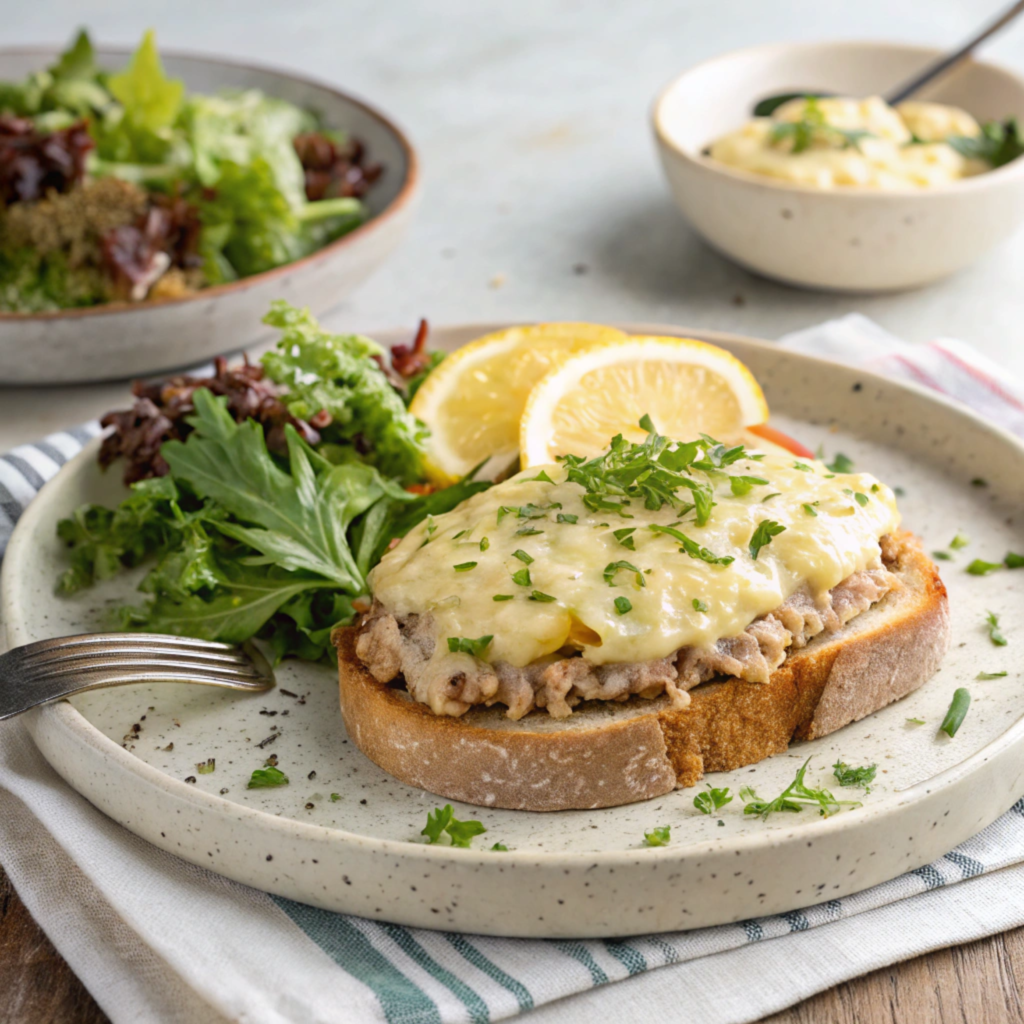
[885,0,1024,105]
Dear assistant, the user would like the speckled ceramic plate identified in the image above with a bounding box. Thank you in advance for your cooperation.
[4,323,1024,939]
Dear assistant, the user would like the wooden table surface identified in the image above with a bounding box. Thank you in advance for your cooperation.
[3,862,1024,1024]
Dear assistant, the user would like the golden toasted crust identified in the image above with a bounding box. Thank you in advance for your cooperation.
[334,531,949,811]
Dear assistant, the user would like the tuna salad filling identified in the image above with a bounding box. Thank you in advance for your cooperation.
[355,535,904,721]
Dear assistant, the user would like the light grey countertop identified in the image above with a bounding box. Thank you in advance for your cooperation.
[3,0,1024,449]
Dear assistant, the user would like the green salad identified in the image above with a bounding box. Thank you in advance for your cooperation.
[57,303,482,663]
[0,30,381,312]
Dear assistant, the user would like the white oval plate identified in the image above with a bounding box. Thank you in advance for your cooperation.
[4,323,1024,939]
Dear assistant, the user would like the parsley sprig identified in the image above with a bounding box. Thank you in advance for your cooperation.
[739,758,861,820]
[694,785,733,815]
[769,97,875,154]
[556,417,761,528]
[421,805,486,848]
[832,760,877,793]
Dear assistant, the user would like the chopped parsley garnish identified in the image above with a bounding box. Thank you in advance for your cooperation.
[603,560,645,587]
[853,492,869,507]
[967,559,1002,576]
[479,537,489,551]
[613,527,636,550]
[946,118,1024,168]
[906,717,925,726]
[528,470,555,483]
[894,486,906,497]
[932,550,953,561]
[939,688,971,738]
[985,610,1007,646]
[643,826,671,847]
[556,513,578,524]
[493,594,514,601]
[950,532,970,550]
[529,590,557,603]
[515,526,543,536]
[694,785,732,815]
[247,766,289,789]
[196,758,216,774]
[749,520,786,561]
[764,493,781,501]
[556,419,758,528]
[972,478,988,487]
[729,475,769,497]
[454,561,478,572]
[518,502,561,519]
[769,99,874,154]
[871,483,880,493]
[978,670,1008,680]
[447,635,493,656]
[452,529,469,540]
[511,567,532,587]
[648,524,734,566]
[826,452,855,473]
[490,842,509,851]
[512,549,534,564]
[802,503,818,517]
[421,805,486,848]
[739,758,861,820]
[832,760,877,793]
[793,462,812,472]
[614,596,632,615]
[692,598,708,612]
[1005,552,1024,569]
[330,792,341,801]
[496,506,518,523]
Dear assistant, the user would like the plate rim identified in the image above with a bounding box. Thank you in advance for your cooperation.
[4,319,1023,871]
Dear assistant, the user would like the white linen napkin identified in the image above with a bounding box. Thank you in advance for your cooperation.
[2,314,1024,1024]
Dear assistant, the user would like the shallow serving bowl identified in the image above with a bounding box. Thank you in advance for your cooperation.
[0,48,419,385]
[653,41,1024,292]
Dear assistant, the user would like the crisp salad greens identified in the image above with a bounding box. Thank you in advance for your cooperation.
[57,303,486,663]
[0,30,378,311]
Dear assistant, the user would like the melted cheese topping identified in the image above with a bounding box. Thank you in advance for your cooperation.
[708,96,988,189]
[368,452,900,667]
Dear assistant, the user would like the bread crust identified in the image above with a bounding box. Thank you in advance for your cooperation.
[334,531,949,811]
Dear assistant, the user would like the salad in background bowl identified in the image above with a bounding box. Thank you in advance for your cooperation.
[0,31,418,384]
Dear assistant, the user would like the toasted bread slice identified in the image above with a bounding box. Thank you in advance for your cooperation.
[334,531,949,811]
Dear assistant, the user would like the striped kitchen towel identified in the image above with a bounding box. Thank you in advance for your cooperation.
[3,314,1024,1024]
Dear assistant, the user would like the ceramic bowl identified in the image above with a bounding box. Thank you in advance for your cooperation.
[652,41,1024,292]
[0,48,419,384]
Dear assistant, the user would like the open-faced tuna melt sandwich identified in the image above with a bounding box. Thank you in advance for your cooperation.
[334,423,949,811]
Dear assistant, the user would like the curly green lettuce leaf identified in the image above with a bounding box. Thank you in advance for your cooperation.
[261,301,430,483]
[107,29,183,134]
[56,476,185,593]
[181,88,314,204]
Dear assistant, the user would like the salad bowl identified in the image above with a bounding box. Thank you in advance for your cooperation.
[0,47,418,384]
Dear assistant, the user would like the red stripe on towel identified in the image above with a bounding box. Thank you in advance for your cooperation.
[932,342,1024,413]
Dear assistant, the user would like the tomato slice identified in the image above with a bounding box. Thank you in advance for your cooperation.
[746,423,814,459]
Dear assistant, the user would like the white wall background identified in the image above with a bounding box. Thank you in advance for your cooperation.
[8,0,1024,371]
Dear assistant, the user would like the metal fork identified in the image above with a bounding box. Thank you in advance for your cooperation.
[0,633,275,721]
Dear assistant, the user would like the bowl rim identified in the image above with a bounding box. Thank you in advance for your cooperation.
[652,37,1024,199]
[0,44,420,323]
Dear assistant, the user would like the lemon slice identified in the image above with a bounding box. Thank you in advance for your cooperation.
[410,322,626,482]
[520,335,770,467]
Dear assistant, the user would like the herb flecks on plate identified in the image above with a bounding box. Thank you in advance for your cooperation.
[421,805,486,848]
[740,758,861,820]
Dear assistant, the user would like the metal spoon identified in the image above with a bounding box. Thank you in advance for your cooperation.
[752,0,1024,116]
